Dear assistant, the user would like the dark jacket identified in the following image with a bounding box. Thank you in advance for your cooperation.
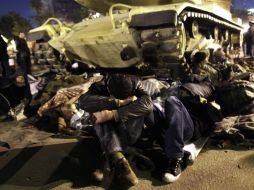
[0,36,10,76]
[14,36,30,55]
[0,36,8,60]
[78,75,153,123]
[244,28,254,56]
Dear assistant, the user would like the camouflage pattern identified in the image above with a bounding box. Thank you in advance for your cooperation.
[37,75,103,120]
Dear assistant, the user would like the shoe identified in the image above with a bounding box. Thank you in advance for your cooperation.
[113,157,139,186]
[162,158,182,183]
[182,150,194,169]
[92,169,104,182]
[91,153,106,182]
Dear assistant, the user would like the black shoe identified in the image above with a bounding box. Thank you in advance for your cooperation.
[182,150,194,169]
[162,158,182,183]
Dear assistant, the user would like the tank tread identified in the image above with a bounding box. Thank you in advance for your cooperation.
[180,11,242,32]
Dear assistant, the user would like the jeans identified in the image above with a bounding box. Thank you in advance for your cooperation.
[145,96,194,159]
[93,117,144,154]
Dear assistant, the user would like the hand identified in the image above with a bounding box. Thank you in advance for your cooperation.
[93,110,114,124]
[199,97,207,104]
[119,96,137,106]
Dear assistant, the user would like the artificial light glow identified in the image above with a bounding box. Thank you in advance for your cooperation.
[243,23,250,33]
[208,43,221,50]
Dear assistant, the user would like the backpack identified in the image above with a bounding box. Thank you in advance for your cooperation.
[215,80,254,116]
[211,114,254,146]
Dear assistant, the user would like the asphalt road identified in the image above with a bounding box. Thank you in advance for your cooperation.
[51,146,254,190]
[1,133,253,190]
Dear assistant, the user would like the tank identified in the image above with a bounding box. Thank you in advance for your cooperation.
[27,18,72,65]
[28,0,243,78]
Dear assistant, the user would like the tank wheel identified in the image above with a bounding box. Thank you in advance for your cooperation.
[213,27,219,41]
[224,30,230,42]
[189,20,199,38]
[180,22,187,57]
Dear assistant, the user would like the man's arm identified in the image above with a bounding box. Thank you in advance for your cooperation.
[78,90,118,113]
[93,93,152,124]
[112,82,153,123]
[80,79,153,124]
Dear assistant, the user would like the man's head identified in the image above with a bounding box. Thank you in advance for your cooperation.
[19,32,26,39]
[107,74,135,99]
[250,21,254,32]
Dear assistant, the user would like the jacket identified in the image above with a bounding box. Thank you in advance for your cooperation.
[78,75,153,123]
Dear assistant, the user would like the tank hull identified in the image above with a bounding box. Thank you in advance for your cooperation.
[48,1,242,70]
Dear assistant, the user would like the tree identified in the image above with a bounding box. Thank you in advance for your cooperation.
[231,8,249,23]
[30,0,53,25]
[30,0,89,25]
[0,12,31,38]
[52,0,89,23]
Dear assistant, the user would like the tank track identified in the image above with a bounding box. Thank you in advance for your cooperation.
[135,9,242,80]
[180,9,242,47]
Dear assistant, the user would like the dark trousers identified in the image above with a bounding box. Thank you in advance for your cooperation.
[93,118,144,155]
[246,43,253,57]
[0,58,11,77]
[145,96,194,159]
[17,53,31,75]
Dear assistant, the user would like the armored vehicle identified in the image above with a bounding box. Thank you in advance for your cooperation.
[27,18,71,65]
[28,0,243,78]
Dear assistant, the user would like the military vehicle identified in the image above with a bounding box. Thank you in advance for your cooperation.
[28,0,243,78]
[27,18,71,65]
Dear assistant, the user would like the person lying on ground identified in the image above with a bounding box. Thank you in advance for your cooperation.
[142,79,219,183]
[37,76,103,133]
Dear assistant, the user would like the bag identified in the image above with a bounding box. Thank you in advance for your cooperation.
[215,80,254,116]
[70,109,95,131]
[211,114,254,146]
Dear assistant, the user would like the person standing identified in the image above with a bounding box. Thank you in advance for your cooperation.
[244,21,254,57]
[14,32,32,75]
[0,35,11,77]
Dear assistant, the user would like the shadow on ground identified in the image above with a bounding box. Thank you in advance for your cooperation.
[0,135,175,190]
[0,137,106,189]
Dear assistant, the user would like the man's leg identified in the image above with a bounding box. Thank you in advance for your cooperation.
[251,44,254,57]
[93,122,138,186]
[246,43,252,56]
[93,122,122,155]
[25,55,32,75]
[1,59,11,77]
[164,96,194,158]
[163,96,194,183]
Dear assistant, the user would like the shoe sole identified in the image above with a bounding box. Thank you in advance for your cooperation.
[162,173,181,183]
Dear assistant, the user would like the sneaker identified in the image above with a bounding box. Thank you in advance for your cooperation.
[162,158,182,183]
[182,150,194,169]
[113,157,139,186]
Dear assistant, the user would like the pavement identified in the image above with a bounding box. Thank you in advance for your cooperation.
[0,120,254,190]
[53,147,254,190]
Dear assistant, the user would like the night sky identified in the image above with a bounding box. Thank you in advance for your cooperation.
[0,0,34,19]
[233,0,254,9]
[0,0,253,20]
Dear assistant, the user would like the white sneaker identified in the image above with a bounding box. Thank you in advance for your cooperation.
[163,172,181,183]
